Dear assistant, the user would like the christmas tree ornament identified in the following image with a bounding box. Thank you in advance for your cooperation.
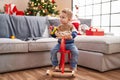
[41,0,44,2]
[75,5,79,18]
[11,35,15,39]
[24,0,59,16]
[52,0,55,4]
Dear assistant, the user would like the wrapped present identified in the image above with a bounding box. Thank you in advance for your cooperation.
[4,4,24,15]
[86,27,104,36]
[16,11,24,15]
[4,4,17,15]
[4,4,10,14]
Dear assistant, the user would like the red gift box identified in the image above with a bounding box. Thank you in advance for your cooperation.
[86,27,104,36]
[16,11,24,15]
[4,4,24,16]
[4,4,17,15]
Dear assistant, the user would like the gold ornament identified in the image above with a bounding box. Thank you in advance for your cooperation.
[53,6,56,9]
[26,13,29,15]
[34,3,37,6]
[11,35,15,39]
[38,3,40,6]
[43,10,45,13]
[31,3,34,6]
[41,0,44,2]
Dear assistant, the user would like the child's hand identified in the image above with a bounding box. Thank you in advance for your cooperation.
[55,31,62,37]
[64,34,72,40]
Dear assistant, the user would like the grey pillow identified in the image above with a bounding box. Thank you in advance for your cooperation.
[48,19,60,26]
[78,18,92,27]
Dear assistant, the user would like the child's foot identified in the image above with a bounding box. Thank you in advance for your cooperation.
[71,67,77,72]
[70,65,77,72]
[51,66,59,71]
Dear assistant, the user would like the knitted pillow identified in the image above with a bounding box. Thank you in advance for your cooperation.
[48,18,60,26]
[78,18,92,27]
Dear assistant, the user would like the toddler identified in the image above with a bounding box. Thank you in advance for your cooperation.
[50,8,79,72]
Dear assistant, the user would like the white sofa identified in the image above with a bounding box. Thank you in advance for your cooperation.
[75,36,120,72]
[0,14,120,73]
[0,36,120,73]
[0,38,57,73]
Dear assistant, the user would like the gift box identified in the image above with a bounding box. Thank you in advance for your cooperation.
[4,4,17,15]
[4,4,10,14]
[86,27,104,36]
[4,4,24,16]
[16,11,24,15]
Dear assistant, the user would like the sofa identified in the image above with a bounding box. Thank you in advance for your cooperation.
[75,36,120,72]
[0,14,120,73]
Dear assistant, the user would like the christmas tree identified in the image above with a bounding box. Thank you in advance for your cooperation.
[24,0,59,16]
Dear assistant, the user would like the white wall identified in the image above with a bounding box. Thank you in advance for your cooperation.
[0,0,71,12]
[56,0,72,11]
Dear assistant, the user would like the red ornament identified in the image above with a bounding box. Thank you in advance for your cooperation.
[38,5,42,9]
[29,11,32,14]
[52,0,55,3]
[75,5,79,10]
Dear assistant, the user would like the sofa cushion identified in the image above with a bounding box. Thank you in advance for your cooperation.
[0,38,28,54]
[28,38,57,52]
[75,36,120,54]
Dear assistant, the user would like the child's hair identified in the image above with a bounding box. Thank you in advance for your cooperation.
[61,8,73,19]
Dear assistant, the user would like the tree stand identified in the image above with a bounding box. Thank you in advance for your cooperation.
[46,37,75,77]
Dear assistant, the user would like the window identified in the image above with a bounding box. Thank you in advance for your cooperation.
[102,2,110,14]
[86,5,93,16]
[111,14,120,26]
[93,4,101,15]
[92,16,101,27]
[72,0,120,36]
[111,0,120,13]
[101,15,110,27]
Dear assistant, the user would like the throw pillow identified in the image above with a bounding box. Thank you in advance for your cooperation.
[48,18,60,26]
[78,18,92,27]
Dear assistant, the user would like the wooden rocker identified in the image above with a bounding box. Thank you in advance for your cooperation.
[46,37,75,77]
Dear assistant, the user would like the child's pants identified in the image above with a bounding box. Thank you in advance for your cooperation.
[50,43,79,69]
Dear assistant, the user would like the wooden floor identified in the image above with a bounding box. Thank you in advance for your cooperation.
[0,65,120,80]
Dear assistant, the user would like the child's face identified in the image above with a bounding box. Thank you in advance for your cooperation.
[59,12,70,24]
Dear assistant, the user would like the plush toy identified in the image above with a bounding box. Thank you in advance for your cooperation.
[49,26,72,39]
[49,26,57,35]
[55,31,72,39]
[57,31,71,36]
